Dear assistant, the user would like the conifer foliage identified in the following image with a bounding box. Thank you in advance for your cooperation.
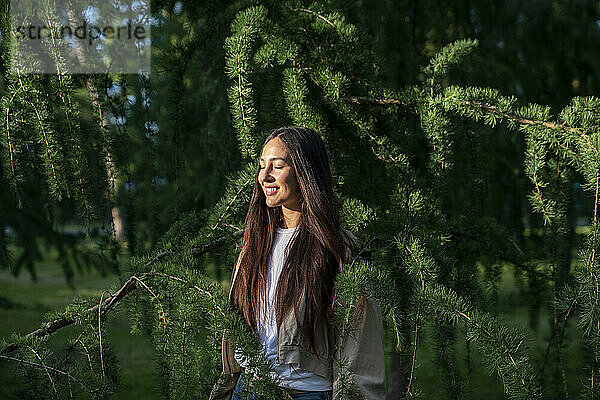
[1,1,599,399]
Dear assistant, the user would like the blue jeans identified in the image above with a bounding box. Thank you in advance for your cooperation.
[231,372,333,400]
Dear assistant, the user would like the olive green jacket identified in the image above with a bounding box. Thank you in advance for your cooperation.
[209,232,386,400]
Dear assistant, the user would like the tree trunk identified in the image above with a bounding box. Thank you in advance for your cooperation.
[65,4,124,240]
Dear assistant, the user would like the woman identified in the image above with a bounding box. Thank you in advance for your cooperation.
[210,127,385,400]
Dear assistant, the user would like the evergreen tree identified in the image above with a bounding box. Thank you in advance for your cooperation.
[1,1,599,399]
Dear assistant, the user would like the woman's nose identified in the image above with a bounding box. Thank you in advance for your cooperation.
[260,166,275,182]
[263,170,275,182]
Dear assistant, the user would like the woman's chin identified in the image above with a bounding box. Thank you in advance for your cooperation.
[265,199,281,208]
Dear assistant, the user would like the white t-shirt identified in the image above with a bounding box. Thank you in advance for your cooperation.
[234,226,332,391]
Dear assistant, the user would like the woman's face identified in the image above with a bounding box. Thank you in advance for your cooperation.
[258,137,301,210]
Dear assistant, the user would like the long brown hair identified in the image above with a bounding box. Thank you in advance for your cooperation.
[231,126,350,352]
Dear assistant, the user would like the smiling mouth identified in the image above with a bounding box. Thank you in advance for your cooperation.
[265,187,279,196]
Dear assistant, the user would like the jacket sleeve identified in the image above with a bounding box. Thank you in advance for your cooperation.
[208,370,240,400]
[209,252,245,400]
[333,296,386,400]
[208,335,243,400]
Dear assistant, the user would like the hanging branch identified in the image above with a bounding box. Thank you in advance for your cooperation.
[346,96,409,107]
[224,5,268,160]
[0,354,95,395]
[407,297,422,396]
[345,94,596,156]
[0,230,243,355]
[287,5,336,28]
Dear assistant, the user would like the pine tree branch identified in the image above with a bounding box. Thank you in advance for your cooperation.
[74,338,93,371]
[211,180,252,232]
[406,306,420,396]
[345,95,598,156]
[446,304,535,395]
[286,4,336,28]
[23,91,59,189]
[0,275,136,355]
[28,345,57,394]
[564,291,580,320]
[0,231,243,355]
[595,170,599,226]
[462,100,594,137]
[590,170,599,271]
[0,354,95,395]
[405,242,426,396]
[97,291,108,378]
[131,276,167,331]
[346,96,410,107]
[148,272,229,319]
[432,294,534,395]
[539,314,570,392]
[4,92,20,188]
[530,149,550,221]
[349,236,377,268]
